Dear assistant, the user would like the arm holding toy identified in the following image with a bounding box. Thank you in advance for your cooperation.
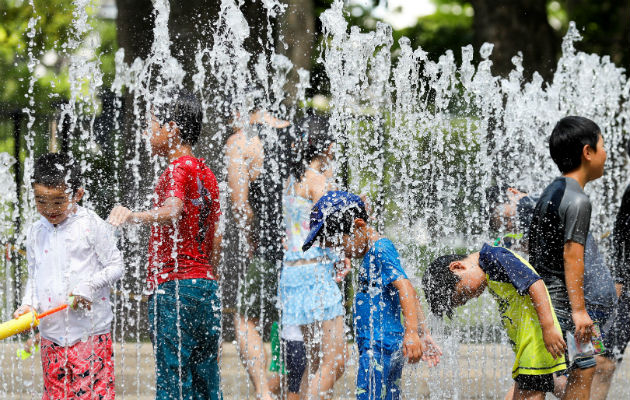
[529,280,566,359]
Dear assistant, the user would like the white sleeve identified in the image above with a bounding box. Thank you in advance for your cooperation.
[21,228,39,310]
[71,216,124,302]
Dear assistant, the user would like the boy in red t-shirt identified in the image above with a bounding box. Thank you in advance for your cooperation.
[108,90,222,399]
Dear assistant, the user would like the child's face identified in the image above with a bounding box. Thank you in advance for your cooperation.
[323,220,369,259]
[145,112,176,156]
[449,253,486,306]
[586,134,606,180]
[33,184,83,225]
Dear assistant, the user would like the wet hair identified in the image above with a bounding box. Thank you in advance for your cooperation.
[320,203,369,241]
[156,90,203,146]
[422,254,466,319]
[32,153,81,193]
[291,113,334,181]
[549,116,601,174]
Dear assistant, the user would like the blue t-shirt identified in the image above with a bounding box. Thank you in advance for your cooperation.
[354,238,408,349]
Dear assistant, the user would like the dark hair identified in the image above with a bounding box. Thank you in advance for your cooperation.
[321,203,369,240]
[421,254,466,318]
[291,113,334,180]
[156,90,202,146]
[32,153,81,192]
[549,116,601,174]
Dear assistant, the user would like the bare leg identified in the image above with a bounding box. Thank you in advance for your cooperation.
[268,373,282,396]
[305,316,347,399]
[590,355,617,400]
[301,324,321,397]
[505,383,515,400]
[563,367,595,400]
[512,382,546,400]
[233,313,273,400]
[554,374,568,399]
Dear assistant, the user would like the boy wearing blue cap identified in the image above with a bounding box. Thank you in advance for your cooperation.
[302,191,441,400]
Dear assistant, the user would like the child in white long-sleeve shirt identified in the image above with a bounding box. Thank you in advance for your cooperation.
[14,153,123,400]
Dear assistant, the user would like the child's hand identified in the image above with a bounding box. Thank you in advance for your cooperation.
[542,324,566,359]
[107,205,133,227]
[70,294,92,311]
[402,330,423,364]
[13,305,35,319]
[334,258,352,282]
[419,332,442,367]
[572,310,594,345]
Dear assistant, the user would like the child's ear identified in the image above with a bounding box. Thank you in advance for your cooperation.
[354,218,367,228]
[167,121,179,135]
[583,144,595,161]
[448,261,465,272]
[73,188,85,203]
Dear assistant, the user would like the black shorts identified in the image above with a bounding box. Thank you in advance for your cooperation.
[514,373,555,393]
[604,287,630,362]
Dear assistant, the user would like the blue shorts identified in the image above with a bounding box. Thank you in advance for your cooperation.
[356,341,404,400]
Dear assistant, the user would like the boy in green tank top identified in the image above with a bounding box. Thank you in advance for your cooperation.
[422,244,567,400]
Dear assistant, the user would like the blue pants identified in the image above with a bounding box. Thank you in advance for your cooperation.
[148,279,222,400]
[356,341,404,400]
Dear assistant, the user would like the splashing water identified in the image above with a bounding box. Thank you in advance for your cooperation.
[2,0,630,398]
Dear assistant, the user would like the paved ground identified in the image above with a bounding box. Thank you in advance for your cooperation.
[1,341,630,399]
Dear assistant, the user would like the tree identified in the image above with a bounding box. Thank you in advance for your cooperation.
[468,0,558,80]
[562,0,629,68]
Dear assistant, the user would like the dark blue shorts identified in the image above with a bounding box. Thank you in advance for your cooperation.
[356,341,404,400]
[282,339,306,393]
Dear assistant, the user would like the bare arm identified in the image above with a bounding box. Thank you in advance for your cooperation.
[132,197,184,225]
[392,278,423,363]
[210,222,222,273]
[225,135,255,253]
[107,197,184,227]
[529,280,566,358]
[564,240,593,343]
[615,283,623,298]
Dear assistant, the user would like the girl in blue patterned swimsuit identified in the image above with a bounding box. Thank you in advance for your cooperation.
[278,114,348,399]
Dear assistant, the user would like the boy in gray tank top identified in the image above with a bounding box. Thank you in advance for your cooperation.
[528,116,607,399]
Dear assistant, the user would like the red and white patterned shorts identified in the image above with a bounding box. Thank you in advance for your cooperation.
[41,333,115,400]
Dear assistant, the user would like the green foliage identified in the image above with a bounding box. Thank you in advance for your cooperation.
[393,8,473,63]
[0,0,117,115]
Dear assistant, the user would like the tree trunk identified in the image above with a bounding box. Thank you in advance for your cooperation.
[115,0,154,64]
[469,0,558,81]
[277,0,316,100]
